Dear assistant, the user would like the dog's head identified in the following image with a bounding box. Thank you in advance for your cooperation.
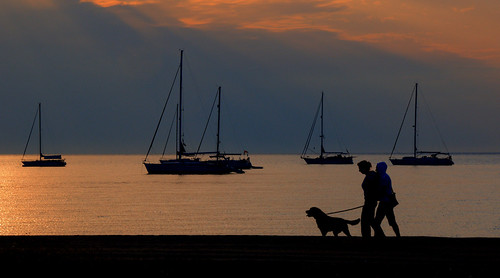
[306,207,324,218]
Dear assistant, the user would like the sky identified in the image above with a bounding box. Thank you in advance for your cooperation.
[1,0,499,155]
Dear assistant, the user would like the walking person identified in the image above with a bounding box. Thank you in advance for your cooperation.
[374,162,401,237]
[357,160,384,238]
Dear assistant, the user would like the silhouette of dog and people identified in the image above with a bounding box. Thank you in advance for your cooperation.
[306,160,400,238]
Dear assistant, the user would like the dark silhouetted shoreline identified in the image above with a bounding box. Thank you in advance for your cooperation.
[0,235,497,277]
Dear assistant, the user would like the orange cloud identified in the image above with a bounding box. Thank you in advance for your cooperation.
[178,17,214,27]
[83,0,500,66]
[342,32,413,44]
[453,6,475,13]
[80,0,158,7]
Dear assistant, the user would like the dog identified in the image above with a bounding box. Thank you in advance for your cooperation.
[306,207,360,237]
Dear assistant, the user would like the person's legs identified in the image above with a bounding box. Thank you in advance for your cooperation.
[386,207,400,237]
[361,200,377,238]
[373,203,387,238]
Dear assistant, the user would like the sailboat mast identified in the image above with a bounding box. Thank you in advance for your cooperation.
[414,83,418,158]
[320,92,324,158]
[178,50,183,160]
[38,102,42,160]
[175,104,179,159]
[216,86,221,161]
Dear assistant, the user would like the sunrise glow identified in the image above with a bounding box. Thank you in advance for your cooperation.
[1,2,499,262]
[2,0,499,155]
[80,0,159,7]
[74,0,500,66]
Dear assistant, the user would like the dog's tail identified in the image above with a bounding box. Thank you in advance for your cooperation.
[347,218,360,225]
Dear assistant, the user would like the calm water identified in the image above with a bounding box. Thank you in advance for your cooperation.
[0,154,498,237]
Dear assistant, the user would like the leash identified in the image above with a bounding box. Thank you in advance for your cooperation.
[326,205,364,215]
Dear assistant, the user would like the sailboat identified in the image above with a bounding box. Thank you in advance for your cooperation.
[202,86,258,170]
[389,83,454,166]
[22,103,66,167]
[301,92,353,164]
[143,50,242,174]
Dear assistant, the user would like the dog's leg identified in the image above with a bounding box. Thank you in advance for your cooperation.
[321,229,327,236]
[344,228,352,237]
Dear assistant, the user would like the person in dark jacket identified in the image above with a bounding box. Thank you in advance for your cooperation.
[374,162,401,237]
[357,160,384,238]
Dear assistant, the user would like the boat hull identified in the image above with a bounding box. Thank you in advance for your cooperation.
[390,157,454,166]
[144,160,241,174]
[226,158,253,169]
[22,159,66,167]
[303,156,353,165]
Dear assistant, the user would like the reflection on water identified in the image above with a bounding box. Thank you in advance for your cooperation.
[0,154,498,237]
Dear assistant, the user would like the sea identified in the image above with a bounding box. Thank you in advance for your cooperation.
[0,154,498,237]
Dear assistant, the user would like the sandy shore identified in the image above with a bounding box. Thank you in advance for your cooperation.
[0,235,497,277]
